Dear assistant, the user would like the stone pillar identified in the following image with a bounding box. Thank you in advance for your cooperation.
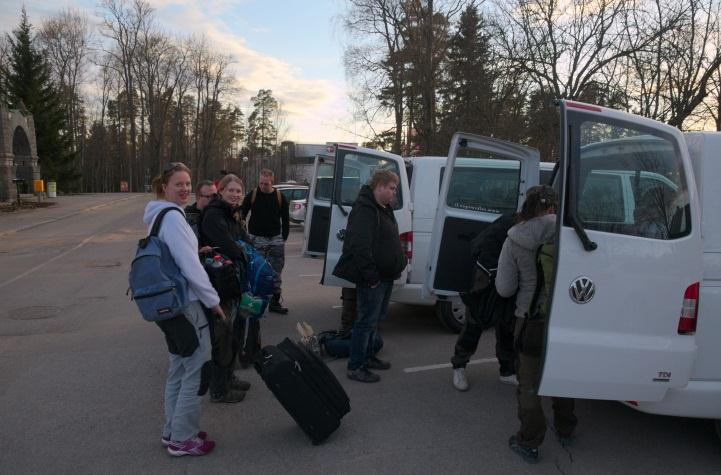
[0,104,13,201]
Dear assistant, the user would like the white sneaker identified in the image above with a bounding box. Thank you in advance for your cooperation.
[499,373,519,386]
[453,368,469,391]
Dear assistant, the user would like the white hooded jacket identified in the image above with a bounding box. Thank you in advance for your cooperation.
[143,200,220,309]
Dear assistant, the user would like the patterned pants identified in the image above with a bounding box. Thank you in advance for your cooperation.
[249,234,285,295]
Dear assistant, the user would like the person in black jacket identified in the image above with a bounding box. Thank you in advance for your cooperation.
[333,169,407,383]
[451,213,518,392]
[199,174,253,404]
[240,169,290,314]
[185,179,216,241]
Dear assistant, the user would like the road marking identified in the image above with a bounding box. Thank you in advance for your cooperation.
[332,305,342,309]
[0,234,97,289]
[299,273,322,277]
[0,195,141,238]
[403,357,498,374]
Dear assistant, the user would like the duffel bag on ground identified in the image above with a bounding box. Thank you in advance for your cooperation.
[319,330,383,359]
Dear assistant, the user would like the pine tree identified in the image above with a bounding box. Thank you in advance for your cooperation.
[247,89,278,158]
[437,6,495,143]
[2,8,77,189]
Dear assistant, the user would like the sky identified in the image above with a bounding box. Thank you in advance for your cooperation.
[0,0,366,144]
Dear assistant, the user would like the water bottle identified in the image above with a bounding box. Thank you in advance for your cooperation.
[211,255,223,268]
[204,257,213,266]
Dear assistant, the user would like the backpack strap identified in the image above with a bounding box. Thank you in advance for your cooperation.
[526,244,545,319]
[251,188,283,208]
[150,207,183,237]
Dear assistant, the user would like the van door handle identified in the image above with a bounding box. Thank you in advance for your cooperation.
[336,229,346,241]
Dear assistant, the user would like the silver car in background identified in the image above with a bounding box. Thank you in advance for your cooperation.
[276,183,309,223]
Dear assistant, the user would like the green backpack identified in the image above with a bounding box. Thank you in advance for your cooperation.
[529,242,556,319]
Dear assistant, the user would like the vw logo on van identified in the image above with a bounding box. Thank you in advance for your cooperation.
[569,276,595,304]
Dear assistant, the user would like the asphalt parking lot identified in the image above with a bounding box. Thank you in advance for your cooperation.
[0,193,719,474]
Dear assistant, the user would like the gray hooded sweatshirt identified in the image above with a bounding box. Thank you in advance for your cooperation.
[495,214,556,318]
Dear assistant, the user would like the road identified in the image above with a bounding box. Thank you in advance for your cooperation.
[0,193,719,474]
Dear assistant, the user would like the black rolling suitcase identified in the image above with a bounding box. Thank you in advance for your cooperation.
[254,337,351,444]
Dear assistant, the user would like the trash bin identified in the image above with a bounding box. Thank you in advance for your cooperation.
[47,181,57,198]
[33,179,44,193]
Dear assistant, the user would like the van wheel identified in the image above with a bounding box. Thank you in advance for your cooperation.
[436,299,465,333]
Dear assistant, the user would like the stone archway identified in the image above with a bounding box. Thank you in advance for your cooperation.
[0,103,39,201]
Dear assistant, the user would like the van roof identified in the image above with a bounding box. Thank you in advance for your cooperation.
[408,155,555,170]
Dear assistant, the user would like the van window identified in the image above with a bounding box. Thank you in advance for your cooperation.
[314,163,335,201]
[336,152,403,210]
[540,167,554,185]
[575,122,690,239]
[442,157,521,215]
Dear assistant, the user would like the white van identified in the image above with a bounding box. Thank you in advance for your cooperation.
[302,140,554,331]
[424,101,719,435]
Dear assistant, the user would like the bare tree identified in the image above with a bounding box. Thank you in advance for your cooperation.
[39,9,92,189]
[493,0,681,102]
[664,0,721,128]
[134,27,188,174]
[343,0,408,153]
[99,0,154,191]
[188,35,234,179]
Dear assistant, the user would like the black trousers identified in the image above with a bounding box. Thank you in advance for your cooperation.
[208,302,260,397]
[451,287,516,374]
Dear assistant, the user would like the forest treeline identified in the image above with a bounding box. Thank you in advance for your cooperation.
[344,0,721,161]
[1,0,720,192]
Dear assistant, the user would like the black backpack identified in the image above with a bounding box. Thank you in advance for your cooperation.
[468,213,517,291]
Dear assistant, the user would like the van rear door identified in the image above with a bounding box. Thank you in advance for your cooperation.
[538,101,702,401]
[426,133,540,296]
[302,154,334,257]
[320,144,411,287]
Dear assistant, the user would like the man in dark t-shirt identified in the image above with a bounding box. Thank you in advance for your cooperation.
[240,168,290,313]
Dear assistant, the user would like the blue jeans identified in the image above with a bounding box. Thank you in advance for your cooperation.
[163,300,212,442]
[348,281,393,371]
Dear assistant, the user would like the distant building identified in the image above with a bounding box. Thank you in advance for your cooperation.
[285,142,356,184]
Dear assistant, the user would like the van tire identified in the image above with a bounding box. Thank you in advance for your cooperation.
[436,300,465,333]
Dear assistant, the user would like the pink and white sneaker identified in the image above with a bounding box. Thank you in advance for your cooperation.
[167,436,215,457]
[161,431,208,447]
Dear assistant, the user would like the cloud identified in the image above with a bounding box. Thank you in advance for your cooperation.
[0,0,361,143]
[153,0,357,143]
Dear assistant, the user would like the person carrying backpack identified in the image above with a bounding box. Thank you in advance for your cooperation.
[240,168,290,314]
[496,185,577,464]
[142,162,225,457]
[451,213,518,391]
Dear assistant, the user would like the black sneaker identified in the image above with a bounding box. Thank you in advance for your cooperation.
[228,374,251,391]
[554,429,575,447]
[508,435,539,464]
[347,368,380,383]
[210,389,246,403]
[366,357,391,370]
[268,298,289,314]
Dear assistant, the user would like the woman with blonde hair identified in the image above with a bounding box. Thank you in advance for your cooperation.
[143,162,225,456]
[200,173,255,403]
